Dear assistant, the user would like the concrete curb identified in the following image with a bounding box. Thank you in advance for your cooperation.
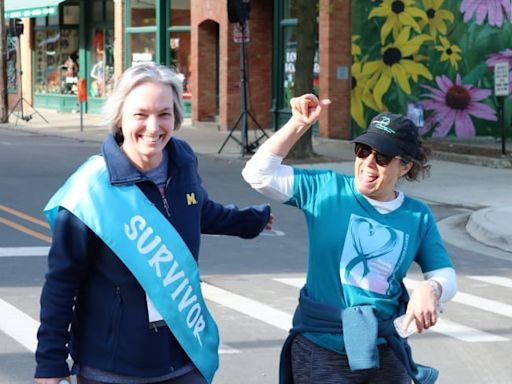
[431,151,512,169]
[466,207,512,253]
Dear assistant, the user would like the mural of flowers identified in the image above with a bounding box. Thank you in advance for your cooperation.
[351,61,381,128]
[435,36,462,69]
[352,35,362,57]
[363,27,432,109]
[486,49,512,90]
[419,0,455,38]
[369,0,427,44]
[420,74,497,137]
[460,0,511,27]
[351,1,511,139]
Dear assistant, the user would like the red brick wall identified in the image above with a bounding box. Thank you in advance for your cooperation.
[191,0,273,131]
[243,0,273,131]
[318,0,352,139]
[196,20,217,121]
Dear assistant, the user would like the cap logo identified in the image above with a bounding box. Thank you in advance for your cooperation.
[372,116,396,134]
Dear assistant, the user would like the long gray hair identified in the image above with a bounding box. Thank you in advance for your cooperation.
[103,62,185,135]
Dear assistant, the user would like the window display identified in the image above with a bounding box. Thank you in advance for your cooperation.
[130,0,156,27]
[170,34,191,98]
[34,28,79,95]
[6,34,17,92]
[90,29,114,97]
[169,1,191,99]
[282,27,319,107]
[129,32,156,66]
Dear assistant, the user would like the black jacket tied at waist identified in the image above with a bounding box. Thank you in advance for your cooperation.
[279,286,438,384]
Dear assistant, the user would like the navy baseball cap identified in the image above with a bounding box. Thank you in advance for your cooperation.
[352,112,420,159]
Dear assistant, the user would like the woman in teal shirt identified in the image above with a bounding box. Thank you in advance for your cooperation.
[243,94,457,384]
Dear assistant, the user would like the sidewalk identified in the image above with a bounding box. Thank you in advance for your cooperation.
[2,109,511,254]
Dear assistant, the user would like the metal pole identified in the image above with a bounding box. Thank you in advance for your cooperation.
[80,101,83,132]
[0,2,8,123]
[499,96,506,155]
[240,21,248,156]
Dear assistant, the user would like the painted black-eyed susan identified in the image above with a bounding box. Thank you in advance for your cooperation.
[351,61,382,128]
[369,0,427,44]
[435,36,462,69]
[363,27,432,110]
[418,0,455,38]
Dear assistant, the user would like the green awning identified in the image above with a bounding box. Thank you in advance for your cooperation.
[4,0,65,19]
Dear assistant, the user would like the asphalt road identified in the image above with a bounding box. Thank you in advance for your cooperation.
[1,128,511,383]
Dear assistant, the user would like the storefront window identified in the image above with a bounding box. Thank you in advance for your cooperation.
[129,32,156,65]
[92,1,103,21]
[90,29,115,97]
[170,33,191,98]
[34,28,79,94]
[106,1,114,22]
[63,5,80,25]
[170,1,191,100]
[34,13,59,26]
[282,26,319,106]
[283,0,297,19]
[5,25,17,92]
[130,0,156,27]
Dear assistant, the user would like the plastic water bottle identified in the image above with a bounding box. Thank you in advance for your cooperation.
[394,304,444,338]
[393,314,418,338]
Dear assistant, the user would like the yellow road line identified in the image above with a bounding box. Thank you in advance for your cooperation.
[0,217,51,243]
[0,204,49,229]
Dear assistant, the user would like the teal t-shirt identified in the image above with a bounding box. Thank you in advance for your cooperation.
[286,168,453,354]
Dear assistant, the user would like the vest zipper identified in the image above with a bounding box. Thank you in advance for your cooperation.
[161,178,172,218]
[162,194,171,217]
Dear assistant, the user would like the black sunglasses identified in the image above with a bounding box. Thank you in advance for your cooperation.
[354,143,399,167]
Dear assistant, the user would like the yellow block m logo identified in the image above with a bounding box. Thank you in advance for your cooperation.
[186,193,197,205]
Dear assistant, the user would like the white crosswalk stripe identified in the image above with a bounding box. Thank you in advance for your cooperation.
[466,275,512,289]
[201,282,292,331]
[0,246,50,257]
[0,298,38,353]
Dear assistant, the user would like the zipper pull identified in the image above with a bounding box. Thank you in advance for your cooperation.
[162,195,171,217]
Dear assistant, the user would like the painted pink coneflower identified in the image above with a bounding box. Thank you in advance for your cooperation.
[460,0,511,27]
[486,49,512,90]
[420,74,497,138]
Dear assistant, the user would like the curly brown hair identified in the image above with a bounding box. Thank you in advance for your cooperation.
[403,141,431,181]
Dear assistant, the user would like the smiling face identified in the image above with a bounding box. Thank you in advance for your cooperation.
[119,81,175,171]
[354,150,412,202]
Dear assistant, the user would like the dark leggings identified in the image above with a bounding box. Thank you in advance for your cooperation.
[77,368,207,384]
[290,334,411,384]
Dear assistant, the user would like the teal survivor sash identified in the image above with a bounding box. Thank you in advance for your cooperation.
[44,155,219,383]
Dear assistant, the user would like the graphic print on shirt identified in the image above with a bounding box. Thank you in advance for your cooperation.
[340,214,406,294]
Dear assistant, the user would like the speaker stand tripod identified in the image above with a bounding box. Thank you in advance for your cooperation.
[8,67,48,125]
[218,22,268,156]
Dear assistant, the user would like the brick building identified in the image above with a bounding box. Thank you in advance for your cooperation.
[5,0,352,139]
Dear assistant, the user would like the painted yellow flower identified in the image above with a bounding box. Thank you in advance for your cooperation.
[369,0,427,44]
[352,35,362,57]
[419,0,454,38]
[351,61,382,128]
[435,36,462,69]
[363,27,432,109]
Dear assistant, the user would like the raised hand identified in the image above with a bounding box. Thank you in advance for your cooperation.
[289,94,331,128]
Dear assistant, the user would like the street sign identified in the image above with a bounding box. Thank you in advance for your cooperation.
[233,23,249,43]
[494,62,510,96]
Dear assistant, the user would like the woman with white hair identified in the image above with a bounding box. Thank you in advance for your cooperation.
[35,63,273,384]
